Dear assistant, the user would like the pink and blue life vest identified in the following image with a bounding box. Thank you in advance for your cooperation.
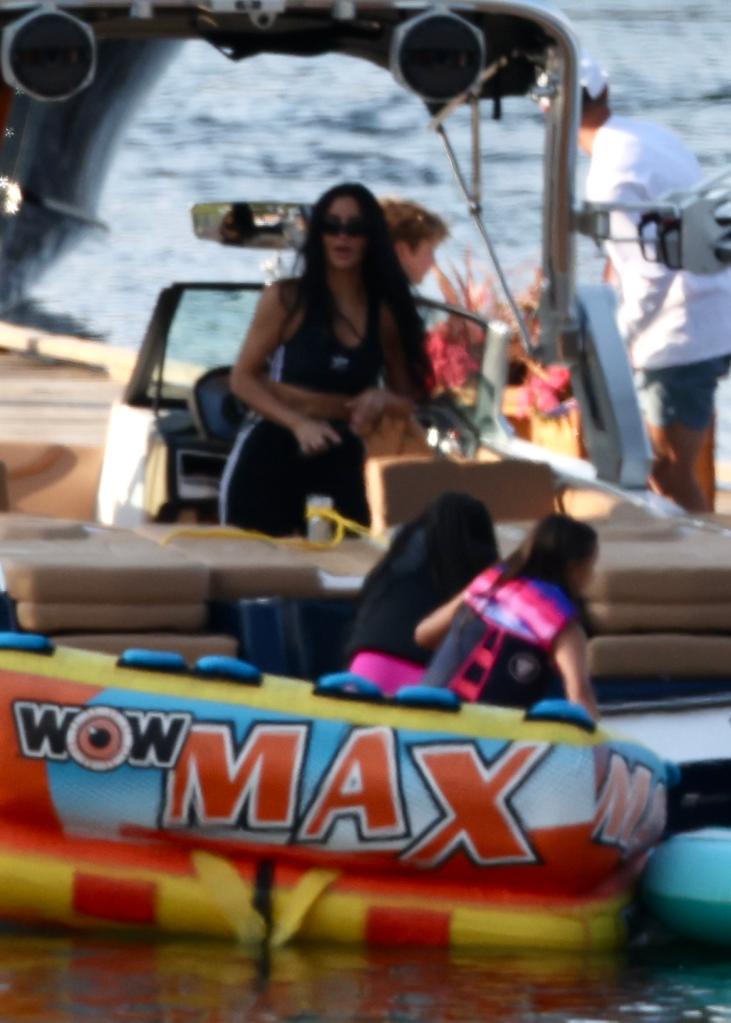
[421,566,578,708]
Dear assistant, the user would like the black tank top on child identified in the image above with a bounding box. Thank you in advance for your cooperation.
[273,301,383,399]
[346,529,444,666]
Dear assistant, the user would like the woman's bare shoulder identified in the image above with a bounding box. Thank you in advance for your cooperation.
[266,277,300,308]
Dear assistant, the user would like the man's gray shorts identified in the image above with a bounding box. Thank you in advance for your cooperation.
[635,354,731,431]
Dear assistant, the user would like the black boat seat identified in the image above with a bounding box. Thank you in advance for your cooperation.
[189,365,247,445]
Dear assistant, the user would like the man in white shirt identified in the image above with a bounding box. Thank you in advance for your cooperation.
[579,54,731,511]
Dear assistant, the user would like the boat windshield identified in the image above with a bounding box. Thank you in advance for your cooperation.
[127,282,493,426]
[166,286,259,382]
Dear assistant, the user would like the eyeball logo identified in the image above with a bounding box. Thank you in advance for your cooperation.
[66,706,133,771]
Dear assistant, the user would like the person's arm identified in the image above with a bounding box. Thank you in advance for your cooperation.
[347,306,417,437]
[379,304,421,404]
[552,622,599,720]
[414,590,466,651]
[229,283,341,455]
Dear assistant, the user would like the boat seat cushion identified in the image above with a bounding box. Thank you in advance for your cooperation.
[0,442,103,522]
[136,528,383,600]
[365,455,557,532]
[55,632,239,660]
[586,526,731,632]
[0,513,88,541]
[19,602,205,634]
[0,528,209,632]
[557,485,639,521]
[589,634,731,677]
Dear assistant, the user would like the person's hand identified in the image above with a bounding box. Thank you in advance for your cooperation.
[291,417,341,455]
[347,388,388,437]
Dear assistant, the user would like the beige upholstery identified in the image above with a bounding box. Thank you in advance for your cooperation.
[0,513,86,541]
[0,523,209,633]
[590,634,731,677]
[18,602,206,634]
[3,496,731,648]
[588,529,731,603]
[588,602,731,633]
[365,455,556,533]
[557,485,629,521]
[57,633,239,659]
[136,529,383,600]
[583,525,731,633]
[284,539,384,582]
[0,442,103,521]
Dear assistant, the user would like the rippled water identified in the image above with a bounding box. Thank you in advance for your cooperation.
[4,9,731,1014]
[0,931,729,1023]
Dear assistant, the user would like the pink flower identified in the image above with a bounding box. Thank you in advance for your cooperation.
[425,325,479,391]
[519,365,573,414]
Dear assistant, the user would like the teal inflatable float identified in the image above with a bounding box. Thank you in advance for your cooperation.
[642,829,731,945]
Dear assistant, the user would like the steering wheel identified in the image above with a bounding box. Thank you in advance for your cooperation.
[189,365,247,444]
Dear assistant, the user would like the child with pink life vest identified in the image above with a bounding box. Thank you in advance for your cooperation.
[415,514,599,720]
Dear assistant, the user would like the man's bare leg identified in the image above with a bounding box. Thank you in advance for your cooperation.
[647,421,710,512]
[695,415,716,511]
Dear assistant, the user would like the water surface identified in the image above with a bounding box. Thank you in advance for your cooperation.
[1,931,730,1022]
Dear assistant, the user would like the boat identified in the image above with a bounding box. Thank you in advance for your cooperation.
[641,829,731,945]
[0,632,669,948]
[0,0,728,834]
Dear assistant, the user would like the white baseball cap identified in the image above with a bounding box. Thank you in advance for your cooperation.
[580,52,609,99]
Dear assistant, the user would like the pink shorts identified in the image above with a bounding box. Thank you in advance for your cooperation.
[348,650,424,696]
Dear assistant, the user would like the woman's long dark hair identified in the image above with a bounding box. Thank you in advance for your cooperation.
[500,513,598,600]
[292,182,430,396]
[360,492,498,605]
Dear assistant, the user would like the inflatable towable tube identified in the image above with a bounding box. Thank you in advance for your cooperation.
[642,828,731,945]
[0,637,670,950]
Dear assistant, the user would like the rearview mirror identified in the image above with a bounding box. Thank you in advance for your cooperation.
[191,202,310,249]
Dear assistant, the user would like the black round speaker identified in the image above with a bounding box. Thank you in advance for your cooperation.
[1,11,96,102]
[391,11,485,104]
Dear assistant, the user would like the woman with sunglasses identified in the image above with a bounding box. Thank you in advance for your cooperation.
[220,182,429,535]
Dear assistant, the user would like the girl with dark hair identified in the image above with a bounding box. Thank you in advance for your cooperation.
[345,492,499,693]
[415,514,599,718]
[220,182,428,535]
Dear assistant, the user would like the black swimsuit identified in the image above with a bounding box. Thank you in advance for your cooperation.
[220,301,384,535]
[272,303,382,398]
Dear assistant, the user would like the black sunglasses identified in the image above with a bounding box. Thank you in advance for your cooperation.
[321,215,367,238]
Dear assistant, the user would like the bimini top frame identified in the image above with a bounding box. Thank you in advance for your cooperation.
[0,0,657,489]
